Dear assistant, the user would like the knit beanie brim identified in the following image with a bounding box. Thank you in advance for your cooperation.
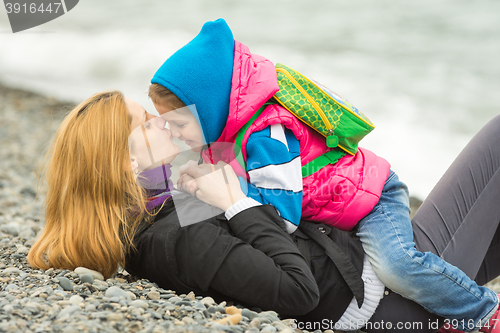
[151,18,235,144]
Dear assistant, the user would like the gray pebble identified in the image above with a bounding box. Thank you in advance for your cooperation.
[106,313,124,321]
[179,306,195,312]
[79,274,94,284]
[162,303,176,311]
[272,322,290,330]
[129,307,145,316]
[245,329,259,333]
[56,305,79,320]
[193,312,204,321]
[130,300,149,309]
[18,228,35,239]
[126,291,137,300]
[3,267,21,274]
[60,326,80,333]
[279,328,295,333]
[194,301,206,310]
[2,304,13,313]
[15,246,29,254]
[257,316,273,325]
[242,309,259,320]
[260,311,280,322]
[74,267,104,281]
[105,286,130,300]
[210,324,236,332]
[261,325,277,333]
[25,302,41,315]
[99,303,114,311]
[84,304,96,312]
[93,280,109,287]
[168,296,182,303]
[249,318,261,328]
[5,284,19,291]
[58,277,74,291]
[148,290,160,300]
[0,223,20,236]
[200,296,215,306]
[69,295,83,305]
[20,187,36,197]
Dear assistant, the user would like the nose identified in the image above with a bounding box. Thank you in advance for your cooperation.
[153,116,166,129]
[170,127,181,138]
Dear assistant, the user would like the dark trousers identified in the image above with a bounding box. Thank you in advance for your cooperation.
[365,115,500,333]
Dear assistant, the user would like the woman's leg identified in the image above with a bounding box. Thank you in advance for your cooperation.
[357,173,497,331]
[366,290,444,333]
[476,223,500,286]
[365,115,500,332]
[412,115,500,283]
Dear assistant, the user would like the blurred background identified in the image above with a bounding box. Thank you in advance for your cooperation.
[1,0,499,200]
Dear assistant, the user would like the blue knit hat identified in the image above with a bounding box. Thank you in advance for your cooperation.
[151,18,235,144]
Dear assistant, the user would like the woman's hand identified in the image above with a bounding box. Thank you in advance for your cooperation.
[179,161,247,211]
[177,160,200,195]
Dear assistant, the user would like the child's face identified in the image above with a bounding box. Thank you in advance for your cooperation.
[154,102,205,153]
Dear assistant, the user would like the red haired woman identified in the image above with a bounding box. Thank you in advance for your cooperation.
[28,90,500,332]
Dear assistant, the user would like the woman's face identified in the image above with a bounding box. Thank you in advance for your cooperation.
[127,98,180,172]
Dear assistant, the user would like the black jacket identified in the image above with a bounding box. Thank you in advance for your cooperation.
[125,193,364,322]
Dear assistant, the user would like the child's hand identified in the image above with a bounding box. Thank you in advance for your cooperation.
[177,173,198,196]
[181,161,246,211]
[178,160,199,178]
[177,160,199,195]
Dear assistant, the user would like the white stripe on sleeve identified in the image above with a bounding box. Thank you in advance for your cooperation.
[247,156,302,193]
[270,124,289,150]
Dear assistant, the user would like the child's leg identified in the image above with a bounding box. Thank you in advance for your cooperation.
[356,171,498,332]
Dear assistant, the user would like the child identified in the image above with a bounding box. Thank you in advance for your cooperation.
[149,18,499,332]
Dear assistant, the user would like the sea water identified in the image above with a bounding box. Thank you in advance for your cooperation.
[1,0,499,199]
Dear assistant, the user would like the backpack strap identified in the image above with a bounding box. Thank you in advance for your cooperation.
[234,102,273,171]
[301,149,346,178]
[235,102,347,178]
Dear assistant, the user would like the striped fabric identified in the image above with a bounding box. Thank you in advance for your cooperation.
[243,124,302,233]
[334,255,385,330]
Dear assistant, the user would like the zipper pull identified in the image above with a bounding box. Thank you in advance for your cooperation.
[326,129,338,148]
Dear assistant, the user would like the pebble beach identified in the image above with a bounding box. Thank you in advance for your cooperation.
[1,82,499,333]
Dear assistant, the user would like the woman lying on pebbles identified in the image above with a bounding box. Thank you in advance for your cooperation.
[28,91,500,333]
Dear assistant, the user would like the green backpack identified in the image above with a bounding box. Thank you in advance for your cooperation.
[235,63,375,178]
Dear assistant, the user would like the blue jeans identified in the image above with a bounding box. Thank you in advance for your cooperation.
[356,171,499,332]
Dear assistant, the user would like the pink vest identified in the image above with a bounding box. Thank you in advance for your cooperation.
[208,40,391,231]
[239,104,391,231]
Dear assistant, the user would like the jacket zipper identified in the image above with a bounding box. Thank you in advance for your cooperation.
[276,67,335,134]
